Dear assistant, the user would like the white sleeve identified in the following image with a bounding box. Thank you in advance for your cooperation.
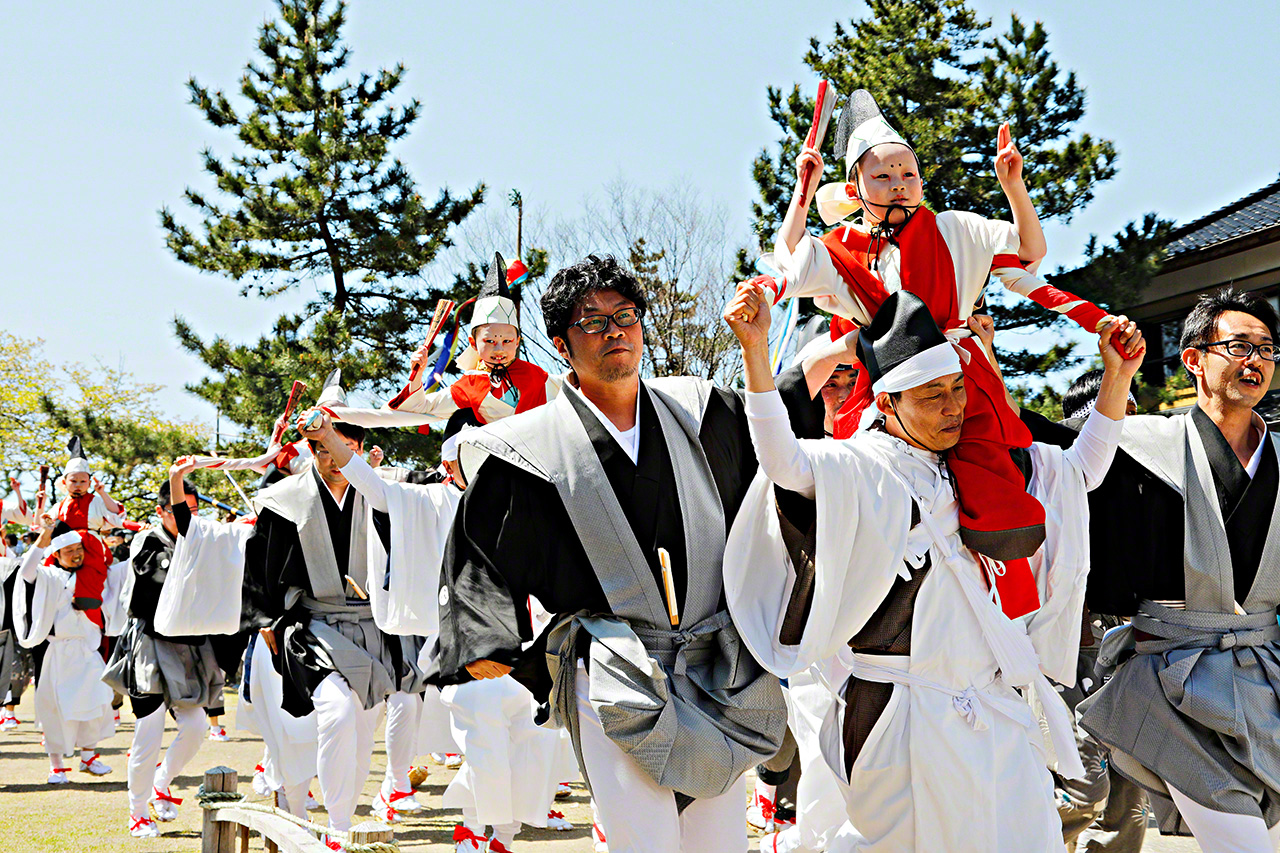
[93,494,126,527]
[1063,408,1123,490]
[19,546,45,583]
[337,452,392,513]
[745,390,816,499]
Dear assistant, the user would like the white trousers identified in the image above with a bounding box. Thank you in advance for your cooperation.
[245,636,317,817]
[383,691,419,794]
[128,704,206,818]
[314,672,383,832]
[441,675,561,829]
[575,669,746,853]
[1169,784,1280,853]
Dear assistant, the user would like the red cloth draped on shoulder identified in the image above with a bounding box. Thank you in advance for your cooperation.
[449,359,549,424]
[817,209,1043,618]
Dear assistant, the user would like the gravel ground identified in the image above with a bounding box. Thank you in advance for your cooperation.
[0,687,1206,852]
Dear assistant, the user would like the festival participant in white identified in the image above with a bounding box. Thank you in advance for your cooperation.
[299,410,570,850]
[102,462,228,837]
[244,372,396,851]
[1078,289,1280,853]
[430,255,831,853]
[1,553,27,731]
[13,517,118,783]
[721,283,1145,853]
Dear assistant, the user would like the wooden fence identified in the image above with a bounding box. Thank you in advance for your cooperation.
[198,767,395,853]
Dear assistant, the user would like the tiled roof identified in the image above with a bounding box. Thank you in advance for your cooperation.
[1166,174,1280,257]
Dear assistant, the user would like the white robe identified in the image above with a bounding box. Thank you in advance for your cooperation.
[153,515,254,637]
[724,395,1121,853]
[344,457,462,636]
[13,546,116,756]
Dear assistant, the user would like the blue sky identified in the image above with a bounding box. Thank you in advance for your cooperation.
[3,1,1277,430]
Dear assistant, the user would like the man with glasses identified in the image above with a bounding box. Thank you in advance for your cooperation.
[430,255,835,852]
[1079,288,1280,853]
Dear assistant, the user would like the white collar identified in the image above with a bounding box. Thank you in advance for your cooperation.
[566,382,642,464]
[319,480,351,510]
[1246,416,1269,479]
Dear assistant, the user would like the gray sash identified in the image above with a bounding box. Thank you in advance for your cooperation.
[468,378,786,799]
[1081,412,1280,826]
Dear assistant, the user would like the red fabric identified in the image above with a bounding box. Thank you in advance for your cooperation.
[122,520,143,532]
[273,442,304,472]
[448,359,549,425]
[57,494,94,531]
[153,787,183,805]
[820,211,1042,616]
[44,530,110,630]
[452,825,488,848]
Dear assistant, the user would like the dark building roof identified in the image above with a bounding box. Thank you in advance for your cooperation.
[1166,174,1280,258]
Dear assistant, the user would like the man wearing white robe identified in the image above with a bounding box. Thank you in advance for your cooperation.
[298,413,571,851]
[14,518,117,783]
[720,284,1145,853]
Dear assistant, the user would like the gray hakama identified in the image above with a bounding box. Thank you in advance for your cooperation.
[1080,412,1280,830]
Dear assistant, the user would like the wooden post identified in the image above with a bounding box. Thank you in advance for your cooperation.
[348,821,394,847]
[200,767,238,853]
[239,823,250,853]
[267,790,280,853]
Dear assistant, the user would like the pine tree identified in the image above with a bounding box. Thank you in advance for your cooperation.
[161,0,484,464]
[744,1,1119,377]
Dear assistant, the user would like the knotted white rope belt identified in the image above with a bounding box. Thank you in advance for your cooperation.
[851,654,1036,734]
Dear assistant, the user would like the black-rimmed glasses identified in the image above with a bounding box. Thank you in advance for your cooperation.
[1198,339,1280,363]
[569,307,644,335]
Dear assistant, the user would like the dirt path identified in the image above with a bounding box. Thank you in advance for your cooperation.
[0,687,1205,852]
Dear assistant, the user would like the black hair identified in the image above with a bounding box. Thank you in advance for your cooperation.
[4,533,16,546]
[539,255,648,353]
[309,421,366,452]
[1062,369,1105,421]
[1179,287,1280,379]
[157,478,199,508]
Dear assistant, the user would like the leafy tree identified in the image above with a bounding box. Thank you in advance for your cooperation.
[0,331,233,521]
[161,0,484,466]
[744,0,1120,377]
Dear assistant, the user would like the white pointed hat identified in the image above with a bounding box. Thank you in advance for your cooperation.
[815,89,916,226]
[65,436,92,476]
[316,368,347,408]
[469,252,520,335]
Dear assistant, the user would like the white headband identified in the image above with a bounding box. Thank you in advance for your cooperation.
[441,434,461,462]
[871,341,963,396]
[48,531,82,553]
[65,458,92,476]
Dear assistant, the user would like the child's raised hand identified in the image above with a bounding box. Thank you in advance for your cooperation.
[794,146,824,189]
[994,122,1024,186]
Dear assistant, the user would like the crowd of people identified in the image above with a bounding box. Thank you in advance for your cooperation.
[4,87,1280,853]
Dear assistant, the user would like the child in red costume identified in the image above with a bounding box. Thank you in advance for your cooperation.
[333,253,560,432]
[762,90,1135,618]
[49,437,121,623]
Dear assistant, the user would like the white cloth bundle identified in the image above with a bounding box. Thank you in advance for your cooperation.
[154,518,254,636]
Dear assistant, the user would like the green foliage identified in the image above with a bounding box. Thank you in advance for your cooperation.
[162,0,484,467]
[0,331,231,521]
[1048,213,1174,313]
[745,0,1120,379]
